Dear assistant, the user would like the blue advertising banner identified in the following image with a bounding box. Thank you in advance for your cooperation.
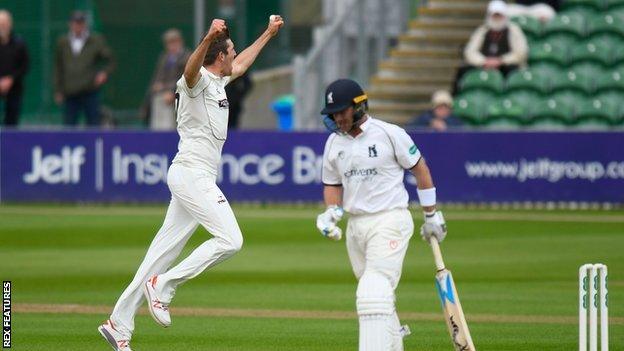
[1,130,623,203]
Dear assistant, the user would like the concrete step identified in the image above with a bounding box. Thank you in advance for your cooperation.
[396,35,468,51]
[384,56,462,66]
[410,18,482,31]
[428,0,489,9]
[399,31,471,45]
[368,101,427,125]
[368,86,445,101]
[378,61,459,75]
[370,75,454,86]
[389,47,460,60]
[418,6,486,19]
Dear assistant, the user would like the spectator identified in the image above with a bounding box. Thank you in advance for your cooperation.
[147,29,190,130]
[408,90,463,131]
[0,10,29,126]
[225,71,253,129]
[454,0,528,93]
[54,10,115,126]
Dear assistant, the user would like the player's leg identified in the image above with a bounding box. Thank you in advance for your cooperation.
[357,209,414,351]
[346,218,366,280]
[84,91,101,126]
[108,195,198,338]
[155,167,243,303]
[63,95,80,126]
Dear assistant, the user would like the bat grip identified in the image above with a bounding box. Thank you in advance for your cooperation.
[429,237,446,271]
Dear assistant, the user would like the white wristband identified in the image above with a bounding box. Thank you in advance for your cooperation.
[417,187,436,207]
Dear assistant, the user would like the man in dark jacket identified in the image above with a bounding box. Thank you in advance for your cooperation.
[54,10,115,126]
[0,10,29,126]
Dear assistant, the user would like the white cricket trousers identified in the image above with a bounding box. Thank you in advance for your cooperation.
[110,163,243,338]
[347,208,414,351]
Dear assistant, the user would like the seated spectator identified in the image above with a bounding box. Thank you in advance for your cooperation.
[408,90,463,131]
[147,29,190,130]
[454,0,528,93]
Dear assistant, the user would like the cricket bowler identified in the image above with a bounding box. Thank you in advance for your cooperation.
[98,16,284,351]
[316,79,447,351]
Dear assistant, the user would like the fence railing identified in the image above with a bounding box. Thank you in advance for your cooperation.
[292,0,411,130]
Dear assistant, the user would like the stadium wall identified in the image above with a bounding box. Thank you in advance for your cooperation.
[1,130,622,204]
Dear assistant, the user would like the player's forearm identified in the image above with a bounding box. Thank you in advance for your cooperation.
[232,30,273,77]
[184,34,216,88]
[323,186,343,207]
[412,158,436,212]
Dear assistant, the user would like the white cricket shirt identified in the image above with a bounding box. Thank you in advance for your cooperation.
[171,67,231,177]
[321,117,422,215]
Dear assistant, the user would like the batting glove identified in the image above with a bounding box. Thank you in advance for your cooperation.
[420,210,447,243]
[316,205,344,241]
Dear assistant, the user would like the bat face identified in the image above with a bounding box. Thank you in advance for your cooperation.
[435,269,476,351]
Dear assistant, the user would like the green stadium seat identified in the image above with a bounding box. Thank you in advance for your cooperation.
[539,34,578,52]
[589,32,624,48]
[575,97,620,125]
[459,69,505,94]
[531,62,564,77]
[595,70,624,92]
[587,14,624,39]
[531,97,576,126]
[552,90,586,107]
[560,7,600,18]
[608,7,624,19]
[596,91,624,124]
[511,16,543,39]
[613,45,624,64]
[569,39,613,66]
[572,61,606,76]
[606,0,624,10]
[529,41,569,66]
[505,90,541,107]
[486,98,527,125]
[563,0,604,11]
[453,91,495,125]
[543,13,587,38]
[505,69,550,93]
[550,69,595,93]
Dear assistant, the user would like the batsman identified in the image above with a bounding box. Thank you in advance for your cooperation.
[316,79,447,351]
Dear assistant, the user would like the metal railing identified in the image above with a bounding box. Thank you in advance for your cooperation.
[292,0,411,130]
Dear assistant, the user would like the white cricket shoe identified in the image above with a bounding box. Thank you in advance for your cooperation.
[98,319,132,351]
[143,275,171,327]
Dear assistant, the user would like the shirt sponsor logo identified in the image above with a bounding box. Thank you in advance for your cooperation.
[218,99,229,109]
[343,168,378,178]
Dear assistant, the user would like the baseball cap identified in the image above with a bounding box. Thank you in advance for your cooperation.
[487,0,508,15]
[70,11,87,22]
[432,90,453,108]
[321,79,367,115]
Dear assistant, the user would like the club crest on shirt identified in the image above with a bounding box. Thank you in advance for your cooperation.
[218,99,229,109]
[368,144,378,158]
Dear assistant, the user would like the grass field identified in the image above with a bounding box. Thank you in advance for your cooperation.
[1,205,623,350]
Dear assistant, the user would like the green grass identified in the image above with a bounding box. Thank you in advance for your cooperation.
[1,205,623,350]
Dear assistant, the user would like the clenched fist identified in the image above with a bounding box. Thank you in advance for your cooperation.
[206,19,227,40]
[267,15,284,37]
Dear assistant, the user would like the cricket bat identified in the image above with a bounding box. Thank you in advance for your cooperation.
[429,237,476,351]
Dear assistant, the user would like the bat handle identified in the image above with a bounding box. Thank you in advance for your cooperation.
[429,237,446,271]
